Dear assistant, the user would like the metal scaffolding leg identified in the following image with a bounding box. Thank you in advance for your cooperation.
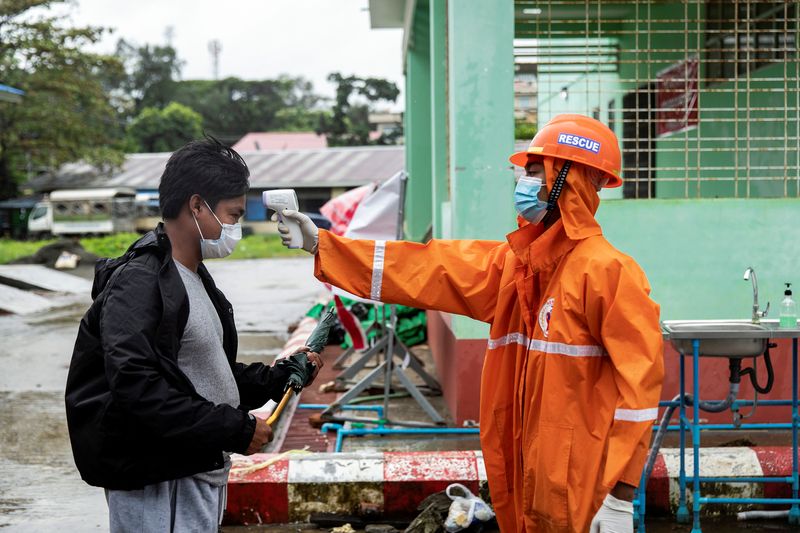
[324,304,444,426]
[332,320,383,370]
[331,345,356,370]
[334,333,439,393]
[335,335,391,383]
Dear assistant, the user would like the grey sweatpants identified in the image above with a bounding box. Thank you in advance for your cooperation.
[105,477,226,533]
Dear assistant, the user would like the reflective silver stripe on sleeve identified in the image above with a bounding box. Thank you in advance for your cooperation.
[370,240,386,301]
[614,408,659,422]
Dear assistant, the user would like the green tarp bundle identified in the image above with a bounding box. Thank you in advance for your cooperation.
[306,297,427,349]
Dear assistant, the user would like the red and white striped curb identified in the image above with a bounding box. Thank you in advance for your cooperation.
[224,447,796,524]
[644,446,796,512]
[226,450,486,524]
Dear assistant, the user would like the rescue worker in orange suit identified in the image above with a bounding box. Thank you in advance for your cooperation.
[277,114,664,533]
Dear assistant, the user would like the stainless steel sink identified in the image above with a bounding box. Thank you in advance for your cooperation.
[661,320,769,358]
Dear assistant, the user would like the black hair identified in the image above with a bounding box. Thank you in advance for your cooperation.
[158,135,250,219]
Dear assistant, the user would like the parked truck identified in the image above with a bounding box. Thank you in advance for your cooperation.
[27,188,137,238]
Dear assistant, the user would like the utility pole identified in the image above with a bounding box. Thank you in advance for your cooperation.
[208,39,222,80]
[164,26,175,46]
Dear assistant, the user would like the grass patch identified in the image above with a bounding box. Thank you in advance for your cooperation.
[0,233,305,264]
[80,233,141,258]
[0,237,58,264]
[227,234,306,260]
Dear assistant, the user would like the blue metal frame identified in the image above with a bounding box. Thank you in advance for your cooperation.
[319,424,480,453]
[297,403,385,418]
[636,338,800,531]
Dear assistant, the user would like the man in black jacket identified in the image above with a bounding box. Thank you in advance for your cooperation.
[65,138,322,532]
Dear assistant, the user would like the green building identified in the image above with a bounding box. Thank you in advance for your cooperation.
[368,0,799,423]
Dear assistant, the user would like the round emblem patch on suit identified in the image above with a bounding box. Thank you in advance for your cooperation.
[538,298,555,338]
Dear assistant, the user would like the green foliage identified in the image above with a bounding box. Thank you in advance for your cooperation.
[317,73,401,147]
[126,102,203,153]
[0,236,57,264]
[168,76,322,143]
[80,232,141,258]
[0,233,305,264]
[113,44,324,144]
[515,121,538,141]
[225,234,306,260]
[114,39,183,115]
[0,0,126,200]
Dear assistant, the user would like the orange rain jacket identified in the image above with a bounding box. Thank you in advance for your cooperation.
[314,159,664,532]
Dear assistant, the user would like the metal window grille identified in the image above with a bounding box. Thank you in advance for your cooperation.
[514,0,799,199]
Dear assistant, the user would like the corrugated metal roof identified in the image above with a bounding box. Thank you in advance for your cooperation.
[25,161,99,192]
[50,188,135,201]
[232,132,328,152]
[96,146,404,190]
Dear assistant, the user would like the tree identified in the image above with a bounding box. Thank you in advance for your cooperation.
[115,39,184,115]
[110,39,325,144]
[316,73,401,147]
[126,102,203,153]
[515,121,538,141]
[168,76,323,144]
[0,0,125,199]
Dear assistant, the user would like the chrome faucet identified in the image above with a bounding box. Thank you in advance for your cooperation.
[743,267,769,323]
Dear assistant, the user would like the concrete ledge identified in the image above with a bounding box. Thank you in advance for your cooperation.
[225,447,796,524]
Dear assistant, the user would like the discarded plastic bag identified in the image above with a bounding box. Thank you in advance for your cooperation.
[443,483,495,532]
[54,251,80,270]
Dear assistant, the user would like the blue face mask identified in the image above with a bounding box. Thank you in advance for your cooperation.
[514,176,549,224]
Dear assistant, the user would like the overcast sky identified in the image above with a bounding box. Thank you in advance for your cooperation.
[61,0,404,110]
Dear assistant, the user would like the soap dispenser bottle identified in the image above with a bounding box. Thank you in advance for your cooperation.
[780,283,797,329]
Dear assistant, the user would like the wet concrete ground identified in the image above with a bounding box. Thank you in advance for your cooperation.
[0,258,322,532]
[1,257,798,531]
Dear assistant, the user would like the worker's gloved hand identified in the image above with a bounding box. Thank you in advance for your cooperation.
[277,209,319,254]
[589,494,633,533]
[275,350,321,392]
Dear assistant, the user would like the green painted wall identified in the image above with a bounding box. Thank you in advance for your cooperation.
[447,0,516,339]
[405,0,433,241]
[597,198,800,321]
[430,0,449,239]
[446,0,516,242]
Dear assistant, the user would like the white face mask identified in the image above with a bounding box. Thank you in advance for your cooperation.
[193,200,242,259]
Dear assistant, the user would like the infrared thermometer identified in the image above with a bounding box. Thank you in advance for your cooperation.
[263,189,303,249]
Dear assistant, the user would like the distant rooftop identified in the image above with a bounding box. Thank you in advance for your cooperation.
[232,132,327,152]
[26,146,405,192]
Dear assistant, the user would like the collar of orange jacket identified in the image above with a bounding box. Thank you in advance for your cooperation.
[544,157,603,241]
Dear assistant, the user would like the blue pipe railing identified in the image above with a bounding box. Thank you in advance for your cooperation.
[298,403,385,417]
[636,337,800,532]
[686,476,794,484]
[699,497,800,505]
[318,425,480,453]
[653,423,793,431]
